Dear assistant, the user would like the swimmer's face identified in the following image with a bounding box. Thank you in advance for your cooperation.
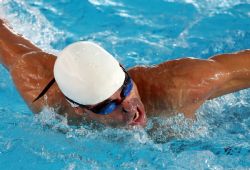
[74,81,147,127]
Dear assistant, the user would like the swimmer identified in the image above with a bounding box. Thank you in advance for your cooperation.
[0,19,250,127]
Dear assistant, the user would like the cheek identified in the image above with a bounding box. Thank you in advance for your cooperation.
[83,109,127,126]
[108,109,126,120]
[102,109,128,126]
[83,111,102,122]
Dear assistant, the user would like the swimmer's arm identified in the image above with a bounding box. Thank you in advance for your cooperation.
[208,50,250,99]
[130,50,250,118]
[0,19,65,113]
[0,18,41,70]
[170,51,250,117]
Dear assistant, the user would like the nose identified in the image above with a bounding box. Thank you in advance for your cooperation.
[121,99,137,118]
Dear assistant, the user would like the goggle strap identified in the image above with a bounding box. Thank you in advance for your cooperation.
[33,78,55,102]
[65,96,85,107]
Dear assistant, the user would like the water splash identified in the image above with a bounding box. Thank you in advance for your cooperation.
[0,0,250,169]
[88,0,124,7]
[0,0,68,54]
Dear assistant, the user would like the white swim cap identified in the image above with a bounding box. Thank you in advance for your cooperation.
[54,41,125,105]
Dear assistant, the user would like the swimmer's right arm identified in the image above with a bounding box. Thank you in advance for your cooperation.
[0,18,42,70]
[0,18,67,113]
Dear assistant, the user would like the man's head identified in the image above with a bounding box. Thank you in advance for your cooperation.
[54,41,147,127]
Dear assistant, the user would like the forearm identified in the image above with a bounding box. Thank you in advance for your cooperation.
[0,19,41,70]
[209,50,250,99]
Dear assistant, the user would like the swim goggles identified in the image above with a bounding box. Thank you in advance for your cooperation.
[34,65,133,115]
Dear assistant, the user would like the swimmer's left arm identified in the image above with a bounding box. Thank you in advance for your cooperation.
[129,51,250,118]
[208,50,250,99]
[166,50,250,117]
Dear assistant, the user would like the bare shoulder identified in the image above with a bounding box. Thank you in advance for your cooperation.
[128,57,227,89]
[10,51,57,112]
[128,57,229,118]
[128,65,156,88]
[128,65,149,77]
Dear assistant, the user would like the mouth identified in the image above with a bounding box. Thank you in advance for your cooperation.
[129,106,147,127]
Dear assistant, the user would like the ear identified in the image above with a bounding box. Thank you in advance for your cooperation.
[73,107,86,116]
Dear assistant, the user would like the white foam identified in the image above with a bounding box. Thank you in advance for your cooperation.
[0,0,69,54]
[88,0,124,7]
[164,0,250,15]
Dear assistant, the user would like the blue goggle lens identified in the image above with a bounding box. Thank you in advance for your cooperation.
[95,77,133,114]
[121,78,133,97]
[96,102,118,115]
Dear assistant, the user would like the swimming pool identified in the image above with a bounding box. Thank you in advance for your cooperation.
[0,0,250,169]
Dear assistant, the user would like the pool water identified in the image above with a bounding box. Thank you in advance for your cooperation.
[0,0,250,169]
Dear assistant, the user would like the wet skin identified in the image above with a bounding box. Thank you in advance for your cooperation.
[1,19,250,127]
